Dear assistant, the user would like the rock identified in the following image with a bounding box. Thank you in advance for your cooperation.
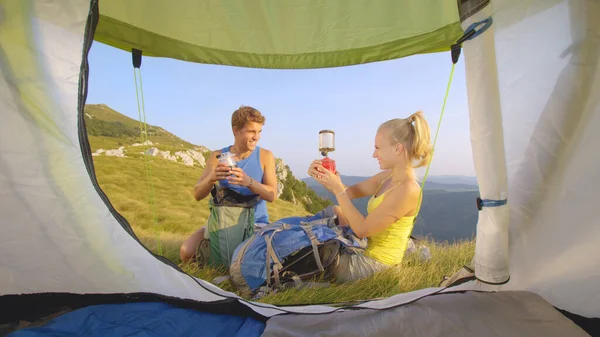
[143,147,206,167]
[159,150,176,162]
[98,143,206,168]
[275,158,288,197]
[183,149,206,168]
[132,140,153,147]
[174,151,194,167]
[105,146,126,157]
[145,147,160,156]
[145,147,175,161]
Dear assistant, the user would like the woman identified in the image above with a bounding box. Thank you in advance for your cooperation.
[308,111,432,283]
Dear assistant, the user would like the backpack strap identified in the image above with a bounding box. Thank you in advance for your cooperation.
[300,226,325,273]
[264,228,286,289]
[210,184,261,208]
[264,224,325,291]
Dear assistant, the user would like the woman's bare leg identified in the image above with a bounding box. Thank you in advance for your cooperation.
[180,227,206,263]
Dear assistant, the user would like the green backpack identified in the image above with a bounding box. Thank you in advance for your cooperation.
[203,184,261,269]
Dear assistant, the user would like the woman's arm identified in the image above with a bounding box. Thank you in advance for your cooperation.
[309,161,419,239]
[345,170,390,200]
[334,183,419,238]
[307,160,390,200]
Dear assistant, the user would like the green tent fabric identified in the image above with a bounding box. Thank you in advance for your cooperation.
[95,0,464,68]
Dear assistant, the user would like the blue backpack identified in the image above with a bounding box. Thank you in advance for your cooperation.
[229,210,367,296]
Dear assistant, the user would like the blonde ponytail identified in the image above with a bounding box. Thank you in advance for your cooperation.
[408,111,432,168]
[378,111,432,168]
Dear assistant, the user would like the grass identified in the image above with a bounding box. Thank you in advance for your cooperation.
[255,238,474,305]
[134,219,475,305]
[93,149,475,307]
[88,136,126,151]
[93,155,309,236]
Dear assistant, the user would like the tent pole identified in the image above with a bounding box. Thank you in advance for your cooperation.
[460,3,510,285]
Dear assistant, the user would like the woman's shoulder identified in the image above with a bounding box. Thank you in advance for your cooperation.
[398,179,421,197]
[391,179,422,216]
[384,178,421,204]
[373,170,393,184]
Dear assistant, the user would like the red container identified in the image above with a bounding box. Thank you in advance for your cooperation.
[321,156,337,174]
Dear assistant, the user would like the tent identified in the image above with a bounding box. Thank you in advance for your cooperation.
[1,0,598,335]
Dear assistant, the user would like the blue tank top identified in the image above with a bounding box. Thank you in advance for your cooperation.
[218,145,269,224]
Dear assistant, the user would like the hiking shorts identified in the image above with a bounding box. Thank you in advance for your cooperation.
[333,251,389,283]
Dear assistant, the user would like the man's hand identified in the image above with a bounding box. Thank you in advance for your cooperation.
[227,167,252,186]
[211,163,234,183]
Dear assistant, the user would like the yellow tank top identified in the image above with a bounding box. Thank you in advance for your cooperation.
[363,186,416,266]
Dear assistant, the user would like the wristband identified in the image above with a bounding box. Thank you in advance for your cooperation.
[336,187,348,198]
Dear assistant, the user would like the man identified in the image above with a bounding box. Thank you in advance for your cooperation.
[180,106,278,263]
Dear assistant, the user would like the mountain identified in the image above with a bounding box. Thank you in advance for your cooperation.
[424,175,478,185]
[85,104,200,151]
[85,104,331,214]
[303,175,480,243]
[329,175,478,192]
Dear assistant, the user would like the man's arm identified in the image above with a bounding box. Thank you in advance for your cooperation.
[193,151,221,201]
[255,149,278,202]
[227,149,278,202]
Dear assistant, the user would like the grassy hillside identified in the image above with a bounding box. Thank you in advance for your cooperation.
[85,104,198,151]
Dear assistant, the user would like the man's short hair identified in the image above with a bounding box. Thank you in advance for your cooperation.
[231,106,266,130]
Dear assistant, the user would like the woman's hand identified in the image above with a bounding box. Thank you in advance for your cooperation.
[307,160,322,179]
[308,160,345,195]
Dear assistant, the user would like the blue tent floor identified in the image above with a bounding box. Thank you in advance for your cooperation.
[6,302,265,337]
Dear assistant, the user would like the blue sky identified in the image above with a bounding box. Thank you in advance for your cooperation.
[87,42,474,179]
